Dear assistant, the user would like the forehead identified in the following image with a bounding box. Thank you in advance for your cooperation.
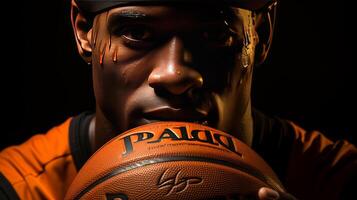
[101,5,250,25]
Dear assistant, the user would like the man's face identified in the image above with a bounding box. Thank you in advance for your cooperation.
[89,5,256,138]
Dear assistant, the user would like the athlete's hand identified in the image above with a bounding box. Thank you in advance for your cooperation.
[258,187,298,200]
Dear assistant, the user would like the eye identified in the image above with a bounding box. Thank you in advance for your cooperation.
[121,26,153,42]
[111,25,156,49]
[200,27,237,47]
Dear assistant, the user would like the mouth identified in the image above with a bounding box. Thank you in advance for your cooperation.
[138,106,214,126]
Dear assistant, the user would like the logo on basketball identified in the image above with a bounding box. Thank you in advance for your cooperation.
[158,169,203,195]
[121,125,242,156]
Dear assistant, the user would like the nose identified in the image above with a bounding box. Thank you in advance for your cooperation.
[148,37,203,95]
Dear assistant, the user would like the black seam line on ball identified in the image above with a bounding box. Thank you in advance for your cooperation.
[74,156,283,199]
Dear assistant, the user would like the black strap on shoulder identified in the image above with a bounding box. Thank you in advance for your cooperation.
[252,108,295,181]
[0,173,20,200]
[69,112,95,171]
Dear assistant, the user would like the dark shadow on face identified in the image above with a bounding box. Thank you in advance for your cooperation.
[91,5,249,135]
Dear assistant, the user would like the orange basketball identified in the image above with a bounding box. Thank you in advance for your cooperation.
[65,122,284,200]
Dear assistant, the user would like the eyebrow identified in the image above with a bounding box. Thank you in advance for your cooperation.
[107,10,155,27]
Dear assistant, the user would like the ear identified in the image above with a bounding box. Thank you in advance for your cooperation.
[71,0,93,64]
[254,4,277,65]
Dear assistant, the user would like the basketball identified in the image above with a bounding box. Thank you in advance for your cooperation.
[65,122,284,200]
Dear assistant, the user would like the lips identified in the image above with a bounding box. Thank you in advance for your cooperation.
[142,106,210,125]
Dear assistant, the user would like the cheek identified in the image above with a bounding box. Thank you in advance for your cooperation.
[197,49,241,93]
[91,38,153,123]
[92,35,151,90]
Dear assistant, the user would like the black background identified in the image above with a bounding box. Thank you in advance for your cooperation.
[1,0,354,149]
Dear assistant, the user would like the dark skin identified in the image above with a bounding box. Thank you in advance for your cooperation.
[72,1,296,199]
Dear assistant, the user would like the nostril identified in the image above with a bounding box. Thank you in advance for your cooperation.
[152,86,173,98]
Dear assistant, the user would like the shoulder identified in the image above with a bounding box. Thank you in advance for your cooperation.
[0,118,73,181]
[286,120,357,170]
[0,117,76,200]
[283,121,356,200]
[287,121,356,195]
[252,109,357,199]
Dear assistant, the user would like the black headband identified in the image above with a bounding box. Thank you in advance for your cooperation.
[75,0,276,14]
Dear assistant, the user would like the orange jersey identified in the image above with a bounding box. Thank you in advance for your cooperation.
[0,118,76,200]
[1,111,356,200]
